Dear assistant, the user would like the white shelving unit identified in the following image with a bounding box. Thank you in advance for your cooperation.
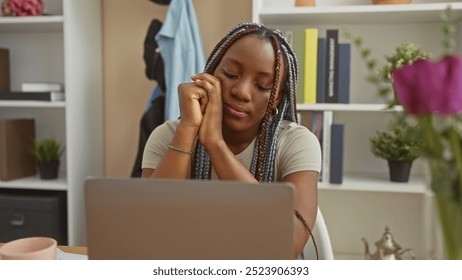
[0,0,103,246]
[253,0,462,259]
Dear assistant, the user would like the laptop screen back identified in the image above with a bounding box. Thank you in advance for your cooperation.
[84,177,294,260]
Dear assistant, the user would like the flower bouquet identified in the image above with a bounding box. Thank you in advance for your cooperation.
[392,7,462,259]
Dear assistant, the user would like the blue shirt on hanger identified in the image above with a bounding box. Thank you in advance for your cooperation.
[156,0,205,121]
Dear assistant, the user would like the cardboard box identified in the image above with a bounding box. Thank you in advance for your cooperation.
[0,119,37,181]
[0,48,10,91]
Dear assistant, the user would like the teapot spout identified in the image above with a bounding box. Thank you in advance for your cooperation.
[362,238,371,260]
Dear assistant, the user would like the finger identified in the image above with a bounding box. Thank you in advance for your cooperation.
[200,95,208,114]
[194,79,220,100]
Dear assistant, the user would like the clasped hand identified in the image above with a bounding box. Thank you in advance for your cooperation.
[177,73,223,147]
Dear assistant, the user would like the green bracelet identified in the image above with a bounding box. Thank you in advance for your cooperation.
[168,143,193,155]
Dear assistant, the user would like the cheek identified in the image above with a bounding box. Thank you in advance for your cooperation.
[255,94,271,113]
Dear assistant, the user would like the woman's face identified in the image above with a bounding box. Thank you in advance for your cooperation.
[214,34,285,136]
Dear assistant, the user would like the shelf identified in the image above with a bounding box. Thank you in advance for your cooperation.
[297,103,402,112]
[258,3,462,25]
[319,172,428,194]
[0,100,66,108]
[0,15,63,32]
[0,173,67,191]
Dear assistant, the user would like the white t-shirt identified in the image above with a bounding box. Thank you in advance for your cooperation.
[142,119,322,180]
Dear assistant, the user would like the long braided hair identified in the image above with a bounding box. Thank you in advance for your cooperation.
[191,23,299,182]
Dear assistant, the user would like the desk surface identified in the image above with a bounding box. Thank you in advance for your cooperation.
[0,243,88,256]
[58,245,87,255]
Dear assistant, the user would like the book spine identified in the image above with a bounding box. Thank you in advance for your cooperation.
[303,28,318,104]
[321,111,333,183]
[310,111,323,181]
[324,29,339,103]
[330,123,345,184]
[300,111,313,130]
[22,83,63,92]
[292,29,306,105]
[316,38,326,104]
[0,91,65,101]
[338,43,351,104]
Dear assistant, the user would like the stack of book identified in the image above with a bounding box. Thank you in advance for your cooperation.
[288,28,349,184]
[0,83,65,101]
[287,28,351,105]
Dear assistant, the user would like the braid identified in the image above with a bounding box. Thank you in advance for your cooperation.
[255,34,282,181]
[192,22,299,182]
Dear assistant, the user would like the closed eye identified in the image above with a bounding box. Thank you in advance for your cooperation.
[255,83,272,92]
[222,69,238,79]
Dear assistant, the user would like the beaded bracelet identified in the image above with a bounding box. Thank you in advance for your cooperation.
[168,143,193,155]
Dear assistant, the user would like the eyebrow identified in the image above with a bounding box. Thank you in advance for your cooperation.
[223,57,274,77]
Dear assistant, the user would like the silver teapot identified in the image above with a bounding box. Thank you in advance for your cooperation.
[362,226,415,260]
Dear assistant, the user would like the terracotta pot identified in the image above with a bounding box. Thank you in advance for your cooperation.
[295,0,316,7]
[372,0,411,4]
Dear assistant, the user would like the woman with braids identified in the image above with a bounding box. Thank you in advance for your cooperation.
[141,22,321,258]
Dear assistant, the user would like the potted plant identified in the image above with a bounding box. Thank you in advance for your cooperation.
[344,30,430,106]
[30,137,64,180]
[344,31,429,182]
[370,119,424,182]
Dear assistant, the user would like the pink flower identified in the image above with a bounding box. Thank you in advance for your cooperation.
[392,55,462,116]
[1,0,43,16]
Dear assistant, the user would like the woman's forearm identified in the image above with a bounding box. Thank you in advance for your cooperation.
[151,124,198,179]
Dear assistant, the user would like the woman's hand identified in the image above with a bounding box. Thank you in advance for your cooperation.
[177,80,209,129]
[192,73,224,147]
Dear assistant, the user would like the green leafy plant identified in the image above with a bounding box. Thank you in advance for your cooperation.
[31,137,64,163]
[343,31,431,105]
[370,119,424,162]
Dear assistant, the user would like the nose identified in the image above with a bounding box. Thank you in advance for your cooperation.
[230,79,252,101]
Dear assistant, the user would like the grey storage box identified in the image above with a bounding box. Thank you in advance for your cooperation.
[0,189,67,245]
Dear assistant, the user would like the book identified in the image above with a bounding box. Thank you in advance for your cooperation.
[21,83,63,92]
[303,28,319,104]
[0,48,10,92]
[329,123,345,184]
[338,43,351,104]
[0,91,65,101]
[291,29,306,104]
[316,38,326,103]
[310,111,324,182]
[324,29,339,103]
[321,111,333,183]
[300,111,313,130]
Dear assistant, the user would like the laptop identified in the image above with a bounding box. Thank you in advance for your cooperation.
[84,177,294,260]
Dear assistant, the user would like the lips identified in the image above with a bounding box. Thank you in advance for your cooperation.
[225,103,248,118]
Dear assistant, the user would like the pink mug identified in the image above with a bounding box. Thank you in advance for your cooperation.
[0,237,57,260]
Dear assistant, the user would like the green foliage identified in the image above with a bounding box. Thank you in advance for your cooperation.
[370,119,424,162]
[378,43,431,84]
[343,31,430,105]
[31,137,64,163]
[441,6,457,56]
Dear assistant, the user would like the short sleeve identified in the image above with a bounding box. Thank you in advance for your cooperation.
[142,120,179,170]
[276,121,322,179]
